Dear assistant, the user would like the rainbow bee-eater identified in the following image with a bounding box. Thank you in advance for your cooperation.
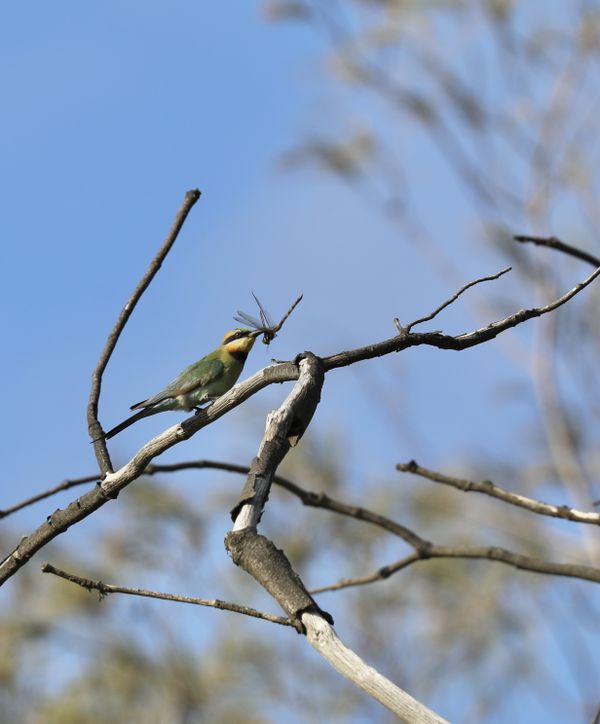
[103,328,258,440]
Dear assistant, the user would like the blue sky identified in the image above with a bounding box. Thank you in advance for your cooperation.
[0,2,519,494]
[1,3,597,721]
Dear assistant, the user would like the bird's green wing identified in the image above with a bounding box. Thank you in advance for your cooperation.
[130,357,225,410]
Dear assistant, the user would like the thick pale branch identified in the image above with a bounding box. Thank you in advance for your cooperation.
[397,460,600,525]
[88,189,201,475]
[303,612,448,724]
[230,353,324,528]
[226,354,328,627]
[41,563,292,626]
[226,528,331,634]
[225,359,445,722]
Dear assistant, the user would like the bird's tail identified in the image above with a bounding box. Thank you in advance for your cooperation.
[102,407,159,440]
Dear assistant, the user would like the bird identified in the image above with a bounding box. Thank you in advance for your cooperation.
[102,328,258,440]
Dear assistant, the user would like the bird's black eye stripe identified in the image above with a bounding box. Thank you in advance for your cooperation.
[227,330,249,343]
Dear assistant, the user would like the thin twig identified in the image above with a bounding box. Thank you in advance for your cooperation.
[514,234,600,268]
[41,563,293,626]
[310,554,420,594]
[312,539,600,593]
[396,460,600,525]
[324,262,600,370]
[399,266,512,333]
[0,475,99,518]
[87,189,201,475]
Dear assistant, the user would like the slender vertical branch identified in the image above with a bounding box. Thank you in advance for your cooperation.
[87,189,201,475]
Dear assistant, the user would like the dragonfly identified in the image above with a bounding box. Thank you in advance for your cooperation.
[234,293,303,345]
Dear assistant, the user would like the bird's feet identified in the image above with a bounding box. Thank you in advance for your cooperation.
[193,398,217,415]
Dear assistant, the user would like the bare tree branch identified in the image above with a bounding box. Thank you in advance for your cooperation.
[226,354,328,625]
[3,264,600,584]
[40,562,293,626]
[0,474,99,518]
[100,458,600,587]
[514,234,600,267]
[302,612,448,724]
[0,461,270,520]
[323,262,600,370]
[88,189,201,475]
[276,479,600,585]
[0,361,298,586]
[224,356,446,723]
[312,539,600,594]
[396,460,600,525]
[0,456,366,520]
[399,266,512,333]
[310,555,421,594]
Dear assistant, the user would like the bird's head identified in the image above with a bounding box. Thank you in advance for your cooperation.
[221,328,257,357]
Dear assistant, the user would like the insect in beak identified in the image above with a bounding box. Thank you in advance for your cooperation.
[234,293,303,345]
